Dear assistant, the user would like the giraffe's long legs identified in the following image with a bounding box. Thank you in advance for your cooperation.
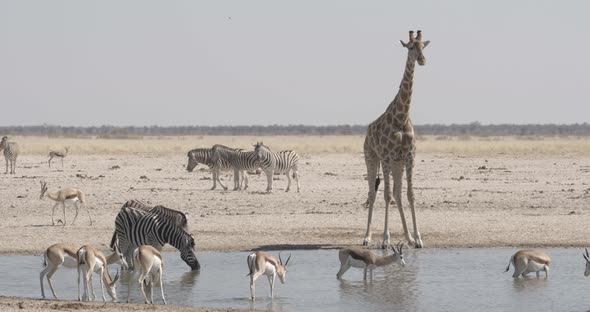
[363,146,379,246]
[406,161,423,248]
[381,161,392,249]
[393,161,415,247]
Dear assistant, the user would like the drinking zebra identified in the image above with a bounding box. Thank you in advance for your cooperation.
[186,147,235,190]
[118,199,188,230]
[110,203,199,270]
[253,142,300,193]
[0,136,19,174]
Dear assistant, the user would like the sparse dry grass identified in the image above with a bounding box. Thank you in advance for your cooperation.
[9,135,590,155]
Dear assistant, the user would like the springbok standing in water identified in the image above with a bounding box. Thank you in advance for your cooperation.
[40,243,126,299]
[505,250,550,278]
[127,245,166,305]
[336,243,405,280]
[77,245,120,302]
[247,251,291,301]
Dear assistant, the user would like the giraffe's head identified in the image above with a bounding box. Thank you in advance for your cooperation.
[400,30,430,66]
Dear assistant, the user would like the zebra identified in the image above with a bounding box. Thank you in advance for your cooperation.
[209,144,242,191]
[0,136,19,174]
[110,203,198,270]
[234,149,261,190]
[119,199,188,230]
[186,148,235,190]
[253,142,300,193]
[186,148,213,173]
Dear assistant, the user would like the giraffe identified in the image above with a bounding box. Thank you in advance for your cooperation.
[362,30,430,249]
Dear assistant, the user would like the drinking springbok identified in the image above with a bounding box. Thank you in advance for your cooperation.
[40,243,126,299]
[583,248,590,277]
[505,249,550,278]
[77,245,120,302]
[246,251,291,301]
[336,243,405,280]
[127,245,166,305]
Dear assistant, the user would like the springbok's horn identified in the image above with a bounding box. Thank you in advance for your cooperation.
[416,30,422,41]
[409,30,415,42]
[279,252,283,265]
[285,254,292,267]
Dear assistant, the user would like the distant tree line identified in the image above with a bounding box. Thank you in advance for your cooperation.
[1,123,589,137]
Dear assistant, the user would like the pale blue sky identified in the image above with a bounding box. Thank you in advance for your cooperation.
[0,0,588,126]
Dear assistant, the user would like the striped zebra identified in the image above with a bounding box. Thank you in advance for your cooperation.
[210,144,241,191]
[186,148,235,191]
[0,136,19,174]
[109,203,198,270]
[119,199,188,230]
[234,149,260,190]
[186,148,213,173]
[253,142,300,193]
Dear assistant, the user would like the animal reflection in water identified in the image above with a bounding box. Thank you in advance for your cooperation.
[505,250,550,278]
[337,244,405,280]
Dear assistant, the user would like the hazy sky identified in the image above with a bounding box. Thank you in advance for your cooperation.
[1,1,589,126]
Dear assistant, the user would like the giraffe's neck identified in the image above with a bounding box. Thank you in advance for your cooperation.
[386,54,415,128]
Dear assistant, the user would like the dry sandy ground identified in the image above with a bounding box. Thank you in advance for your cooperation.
[0,296,243,312]
[0,150,589,311]
[0,151,588,255]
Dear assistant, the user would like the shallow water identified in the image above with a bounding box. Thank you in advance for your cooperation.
[3,248,590,311]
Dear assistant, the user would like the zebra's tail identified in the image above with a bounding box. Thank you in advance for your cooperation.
[246,253,256,276]
[109,231,118,250]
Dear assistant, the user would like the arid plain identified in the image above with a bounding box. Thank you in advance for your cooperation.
[0,135,589,311]
[1,135,589,256]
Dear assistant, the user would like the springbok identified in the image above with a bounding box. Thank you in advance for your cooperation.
[127,245,166,305]
[583,248,590,277]
[48,146,70,167]
[77,245,120,302]
[40,243,126,299]
[336,243,405,280]
[505,250,550,278]
[247,251,291,301]
[40,181,93,226]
